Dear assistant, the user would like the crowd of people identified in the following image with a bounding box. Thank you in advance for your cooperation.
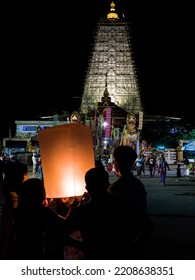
[0,146,156,260]
[0,146,190,260]
[0,146,192,260]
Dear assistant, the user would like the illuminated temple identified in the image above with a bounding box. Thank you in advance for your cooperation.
[2,1,181,163]
[80,1,143,115]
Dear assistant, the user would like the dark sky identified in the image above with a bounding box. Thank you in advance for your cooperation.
[0,0,194,138]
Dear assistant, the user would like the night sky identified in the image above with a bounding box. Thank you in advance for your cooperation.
[1,0,194,138]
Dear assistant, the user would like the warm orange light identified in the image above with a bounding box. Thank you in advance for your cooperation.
[38,123,95,198]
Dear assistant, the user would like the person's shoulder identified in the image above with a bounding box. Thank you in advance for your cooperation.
[109,174,145,189]
[107,180,125,199]
[108,177,122,190]
[133,175,146,187]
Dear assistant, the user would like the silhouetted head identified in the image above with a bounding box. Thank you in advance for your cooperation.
[85,167,110,197]
[113,145,137,175]
[3,161,28,196]
[95,158,105,169]
[19,178,46,207]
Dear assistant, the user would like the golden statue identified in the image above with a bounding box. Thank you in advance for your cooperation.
[120,112,138,149]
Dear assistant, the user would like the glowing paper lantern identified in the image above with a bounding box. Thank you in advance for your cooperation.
[38,123,95,198]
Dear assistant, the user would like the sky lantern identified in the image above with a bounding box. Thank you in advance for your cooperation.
[38,123,95,198]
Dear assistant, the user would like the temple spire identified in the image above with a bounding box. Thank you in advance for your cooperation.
[107,1,119,19]
[102,74,111,104]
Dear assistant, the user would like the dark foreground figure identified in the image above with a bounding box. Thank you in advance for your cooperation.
[64,147,154,260]
[108,145,154,259]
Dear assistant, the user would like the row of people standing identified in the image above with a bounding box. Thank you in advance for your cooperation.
[134,154,171,186]
[0,145,154,260]
[135,154,157,177]
[134,154,170,174]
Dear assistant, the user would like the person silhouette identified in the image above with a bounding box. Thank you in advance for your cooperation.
[158,155,170,186]
[13,178,81,260]
[63,167,119,259]
[0,160,28,259]
[108,145,154,259]
[176,164,181,178]
[147,154,156,177]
